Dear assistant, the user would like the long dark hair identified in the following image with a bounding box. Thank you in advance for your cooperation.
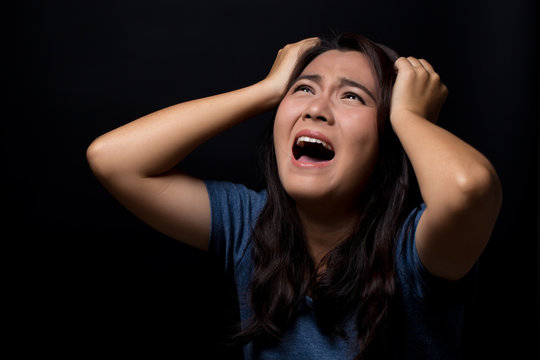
[236,33,421,359]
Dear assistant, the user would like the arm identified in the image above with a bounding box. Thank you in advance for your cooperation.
[86,38,319,251]
[391,57,502,281]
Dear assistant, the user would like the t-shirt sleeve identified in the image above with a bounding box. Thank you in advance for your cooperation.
[204,180,267,276]
[397,203,477,302]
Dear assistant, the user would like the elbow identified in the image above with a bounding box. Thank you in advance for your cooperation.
[453,161,503,213]
[86,136,115,180]
[87,135,146,185]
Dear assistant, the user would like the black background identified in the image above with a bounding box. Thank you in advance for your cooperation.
[3,0,538,358]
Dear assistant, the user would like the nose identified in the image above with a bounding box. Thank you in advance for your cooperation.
[302,97,334,125]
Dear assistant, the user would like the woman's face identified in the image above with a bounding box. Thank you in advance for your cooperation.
[273,49,379,210]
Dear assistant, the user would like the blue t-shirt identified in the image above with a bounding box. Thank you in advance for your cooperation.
[205,180,474,360]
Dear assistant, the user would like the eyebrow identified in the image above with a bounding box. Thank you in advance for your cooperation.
[294,74,377,102]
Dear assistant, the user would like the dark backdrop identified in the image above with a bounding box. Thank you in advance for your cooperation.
[3,0,538,358]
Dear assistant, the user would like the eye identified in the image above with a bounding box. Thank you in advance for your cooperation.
[343,92,366,105]
[293,84,314,94]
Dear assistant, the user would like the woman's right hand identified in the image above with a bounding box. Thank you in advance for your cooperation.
[86,37,319,251]
[261,37,320,105]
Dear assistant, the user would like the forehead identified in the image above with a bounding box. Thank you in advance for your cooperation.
[300,50,377,89]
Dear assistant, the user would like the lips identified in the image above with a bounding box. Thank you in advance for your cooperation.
[292,130,335,166]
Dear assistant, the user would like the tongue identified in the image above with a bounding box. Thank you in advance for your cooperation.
[298,155,325,163]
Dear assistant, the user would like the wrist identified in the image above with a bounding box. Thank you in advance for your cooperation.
[255,78,287,109]
[391,107,437,124]
[390,107,415,121]
[390,109,426,129]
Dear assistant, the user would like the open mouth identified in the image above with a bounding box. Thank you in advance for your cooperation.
[293,136,335,163]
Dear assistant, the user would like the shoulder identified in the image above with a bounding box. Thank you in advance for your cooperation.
[204,180,267,219]
[395,203,477,300]
[395,203,425,279]
[204,180,267,272]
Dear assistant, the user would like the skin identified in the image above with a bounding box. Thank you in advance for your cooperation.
[86,37,502,281]
[391,56,502,280]
[273,50,380,262]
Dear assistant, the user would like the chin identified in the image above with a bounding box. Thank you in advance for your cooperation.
[286,185,332,204]
[280,169,371,211]
[281,177,344,208]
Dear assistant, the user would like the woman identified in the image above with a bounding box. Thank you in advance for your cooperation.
[87,33,502,359]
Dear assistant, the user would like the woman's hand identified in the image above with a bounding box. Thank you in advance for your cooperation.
[390,57,448,124]
[261,37,320,104]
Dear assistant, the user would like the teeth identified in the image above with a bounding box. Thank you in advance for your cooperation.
[296,136,333,151]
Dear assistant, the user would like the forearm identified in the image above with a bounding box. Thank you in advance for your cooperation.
[392,111,501,211]
[87,80,279,178]
[390,57,501,211]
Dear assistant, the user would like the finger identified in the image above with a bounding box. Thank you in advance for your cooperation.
[406,56,424,68]
[283,37,319,55]
[301,37,320,48]
[394,56,411,70]
[294,37,319,47]
[418,59,435,72]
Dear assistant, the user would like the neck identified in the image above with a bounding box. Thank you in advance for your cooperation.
[296,202,359,266]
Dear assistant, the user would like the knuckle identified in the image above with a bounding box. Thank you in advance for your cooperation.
[416,69,429,78]
[400,68,415,78]
[395,57,408,65]
[442,84,449,94]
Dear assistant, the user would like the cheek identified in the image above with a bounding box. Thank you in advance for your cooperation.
[341,113,380,174]
[273,100,298,156]
[342,111,378,146]
[273,111,287,157]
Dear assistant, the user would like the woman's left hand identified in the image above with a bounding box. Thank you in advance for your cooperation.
[390,57,448,123]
